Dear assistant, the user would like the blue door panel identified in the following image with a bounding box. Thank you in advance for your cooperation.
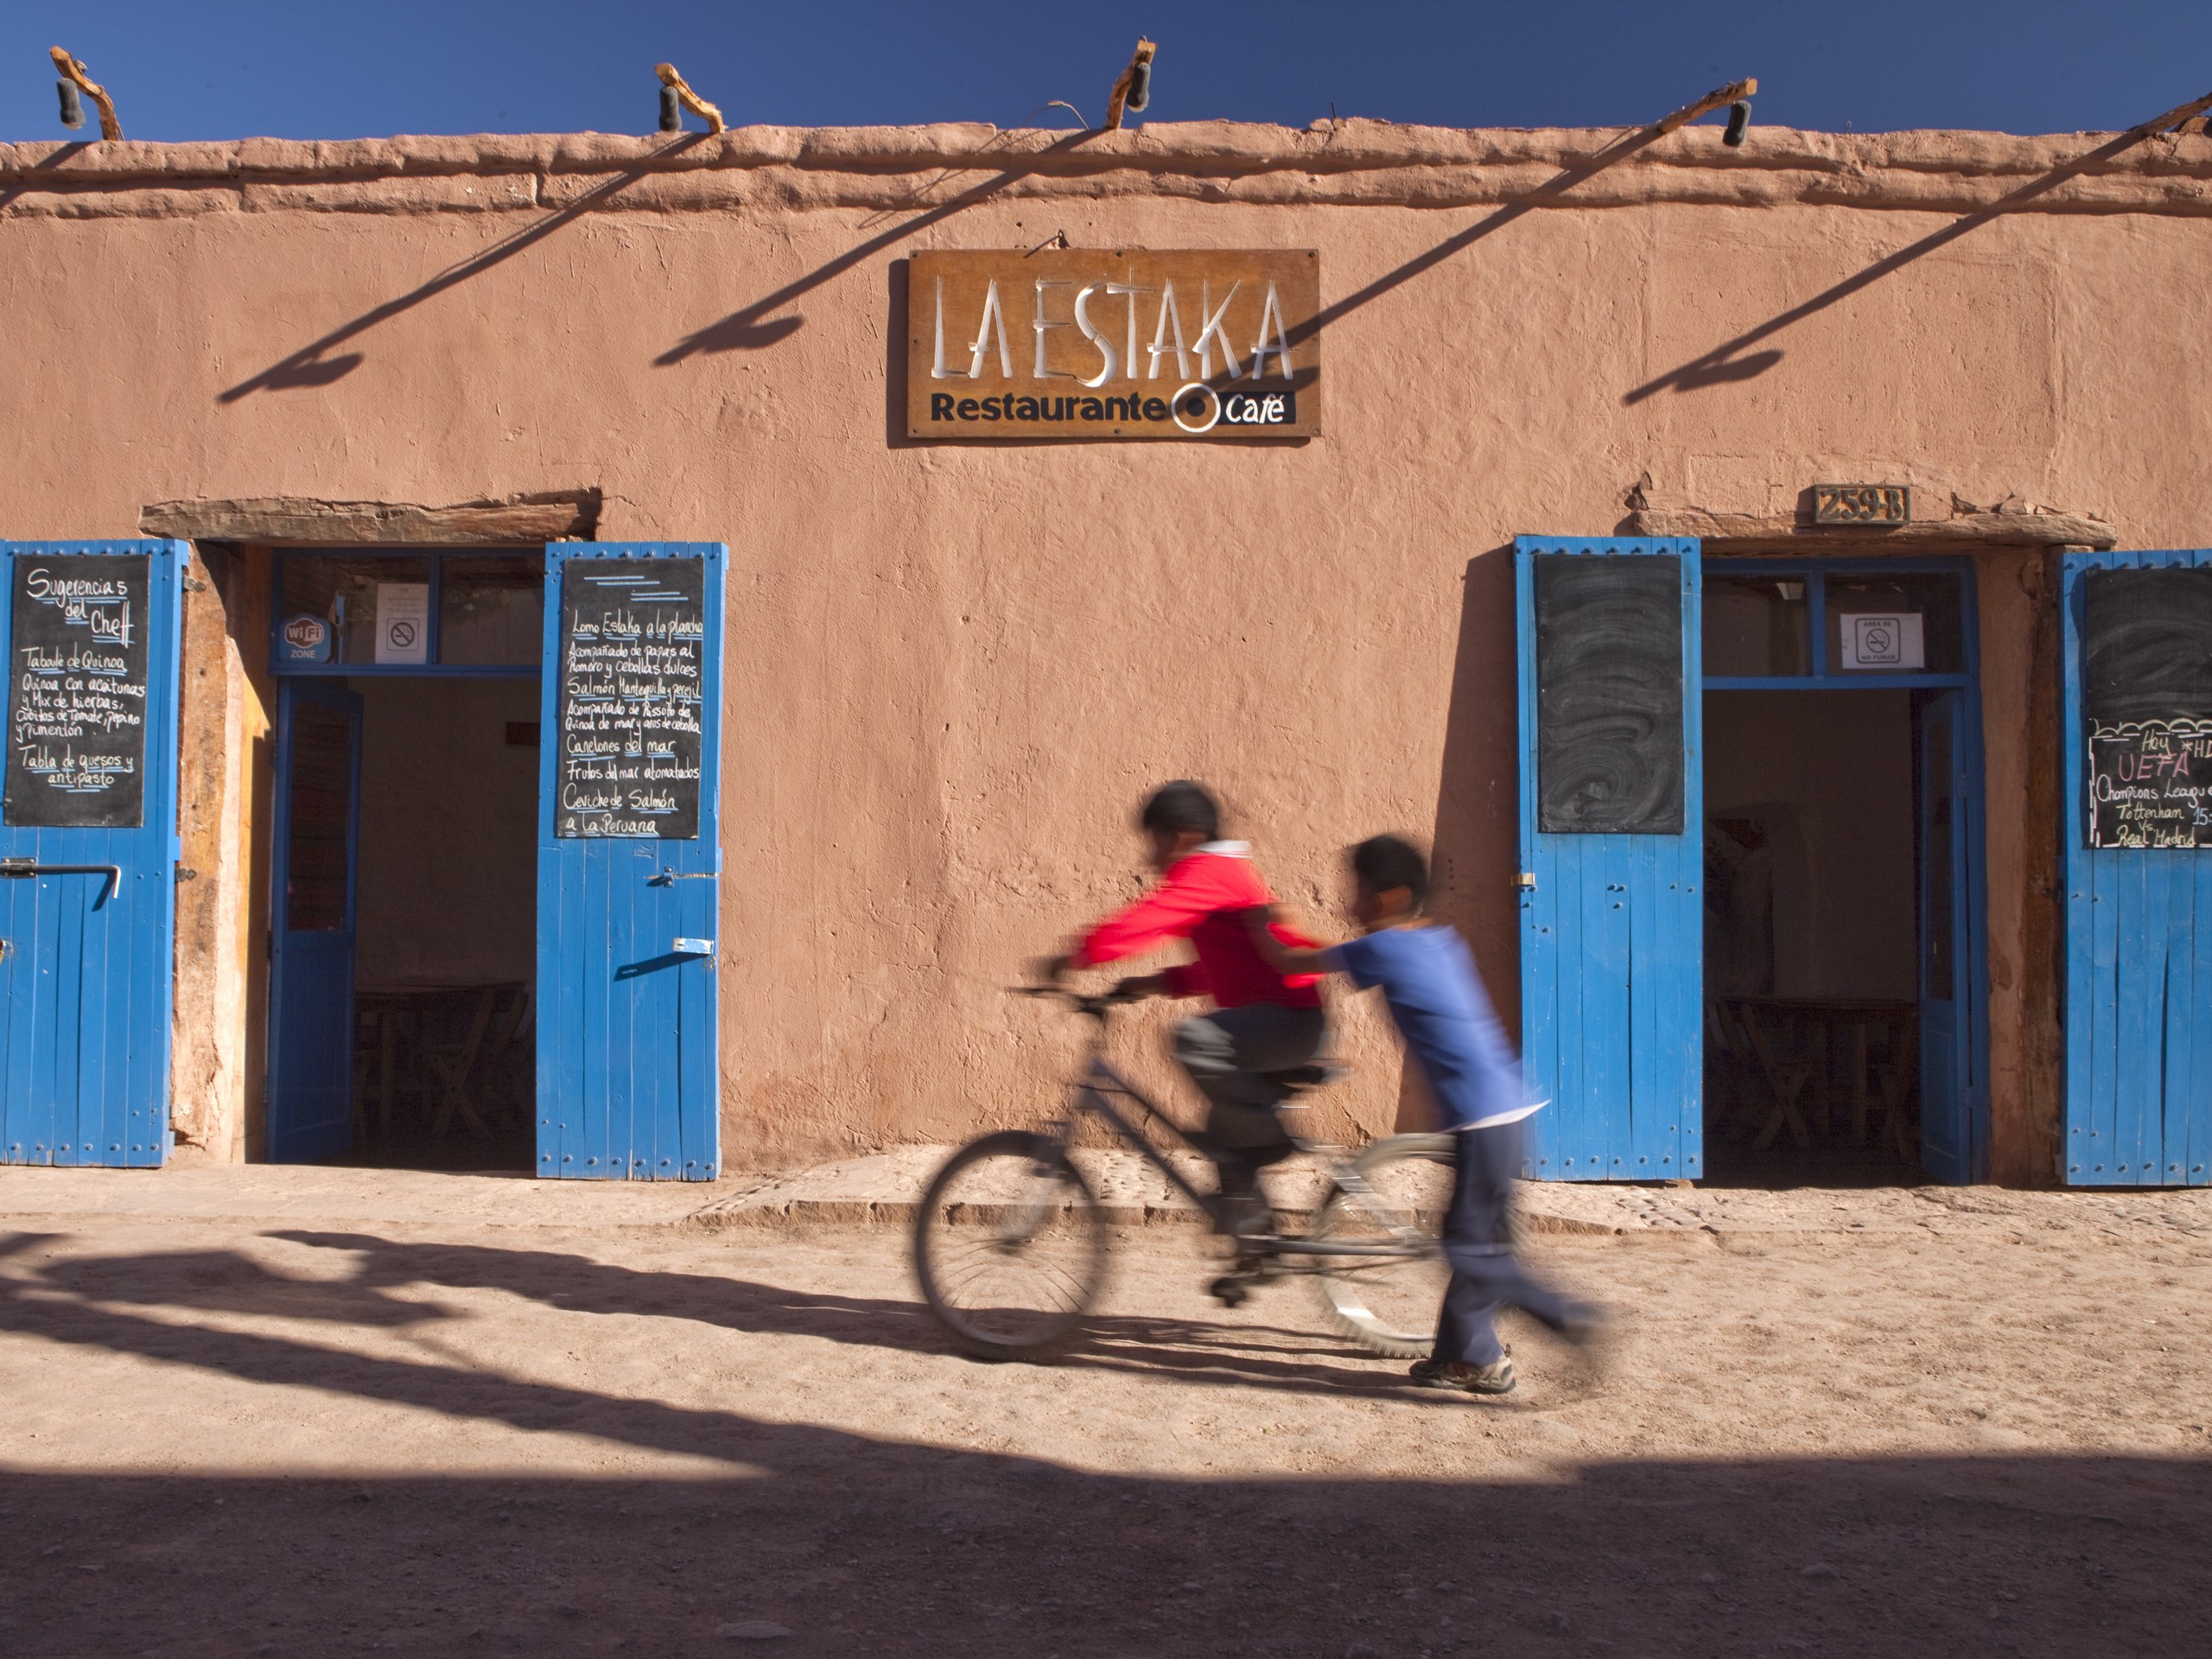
[0,541,186,1168]
[266,679,364,1161]
[537,543,723,1181]
[1516,536,1702,1181]
[2061,548,2212,1186]
[1916,687,1989,1184]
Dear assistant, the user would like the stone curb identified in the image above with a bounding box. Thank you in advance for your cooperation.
[0,1153,2203,1241]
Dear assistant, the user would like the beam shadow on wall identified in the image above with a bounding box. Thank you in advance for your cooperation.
[664,105,1734,377]
[652,129,1099,365]
[216,134,716,404]
[0,141,93,214]
[1622,124,2180,405]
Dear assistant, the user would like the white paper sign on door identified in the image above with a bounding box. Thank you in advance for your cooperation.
[375,582,429,664]
[1840,612,1924,671]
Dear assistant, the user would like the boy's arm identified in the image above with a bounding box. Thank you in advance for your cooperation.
[1233,906,1338,976]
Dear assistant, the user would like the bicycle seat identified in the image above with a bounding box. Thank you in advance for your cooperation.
[1262,1061,1345,1096]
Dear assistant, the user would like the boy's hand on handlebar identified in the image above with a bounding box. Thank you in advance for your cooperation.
[1027,954,1072,986]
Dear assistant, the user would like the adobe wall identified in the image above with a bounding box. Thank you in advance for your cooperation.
[3,120,2207,1177]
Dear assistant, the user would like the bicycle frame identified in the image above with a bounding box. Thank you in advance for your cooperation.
[1039,1041,1431,1262]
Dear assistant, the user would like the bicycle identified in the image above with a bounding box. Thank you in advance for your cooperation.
[911,984,1458,1360]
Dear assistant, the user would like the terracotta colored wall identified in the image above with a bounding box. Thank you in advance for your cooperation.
[3,123,2207,1178]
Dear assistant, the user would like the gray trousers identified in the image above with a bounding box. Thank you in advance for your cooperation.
[1435,1120,1578,1366]
[1173,1002,1329,1206]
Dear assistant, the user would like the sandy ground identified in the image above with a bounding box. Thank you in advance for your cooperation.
[0,1204,2206,1658]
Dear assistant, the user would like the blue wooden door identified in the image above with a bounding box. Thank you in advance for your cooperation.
[266,679,364,1160]
[2061,549,2212,1186]
[1515,536,1702,1179]
[1916,688,1987,1182]
[537,543,723,1180]
[0,539,188,1167]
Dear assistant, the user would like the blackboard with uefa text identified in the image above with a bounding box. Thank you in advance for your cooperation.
[2087,722,2212,849]
[4,553,151,829]
[554,558,706,840]
[2082,567,2212,849]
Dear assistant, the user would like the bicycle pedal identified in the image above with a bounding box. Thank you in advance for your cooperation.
[1208,1274,1253,1307]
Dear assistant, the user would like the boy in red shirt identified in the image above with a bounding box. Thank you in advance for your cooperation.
[1039,781,1327,1234]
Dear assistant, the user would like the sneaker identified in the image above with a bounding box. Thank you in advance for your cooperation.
[1408,1357,1516,1395]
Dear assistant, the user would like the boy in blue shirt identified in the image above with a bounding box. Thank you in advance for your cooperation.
[1244,835,1604,1395]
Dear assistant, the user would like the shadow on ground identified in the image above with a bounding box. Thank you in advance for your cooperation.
[2,1455,2201,1656]
[0,1231,2205,1656]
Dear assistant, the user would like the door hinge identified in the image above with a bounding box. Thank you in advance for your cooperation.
[1516,872,1537,890]
[182,576,209,593]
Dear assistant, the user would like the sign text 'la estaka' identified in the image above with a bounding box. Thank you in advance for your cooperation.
[907,249,1320,440]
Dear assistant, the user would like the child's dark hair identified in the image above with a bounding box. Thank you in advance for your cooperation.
[1349,834,1429,906]
[1139,779,1221,842]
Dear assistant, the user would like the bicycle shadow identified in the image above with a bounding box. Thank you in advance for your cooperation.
[30,1228,1427,1403]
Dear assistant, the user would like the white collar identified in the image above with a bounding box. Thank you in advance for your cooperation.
[1193,840,1249,857]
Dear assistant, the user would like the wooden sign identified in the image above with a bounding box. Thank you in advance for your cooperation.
[4,553,151,829]
[907,248,1320,440]
[555,558,706,839]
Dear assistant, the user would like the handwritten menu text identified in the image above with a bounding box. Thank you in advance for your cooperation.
[4,554,151,829]
[555,559,705,839]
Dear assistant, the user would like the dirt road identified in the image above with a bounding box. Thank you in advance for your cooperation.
[0,1205,2206,1656]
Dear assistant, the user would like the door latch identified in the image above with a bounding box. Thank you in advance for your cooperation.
[672,938,715,957]
[0,858,122,904]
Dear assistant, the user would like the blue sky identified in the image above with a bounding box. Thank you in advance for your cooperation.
[7,3,2209,143]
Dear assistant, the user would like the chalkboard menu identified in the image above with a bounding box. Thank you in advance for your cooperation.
[555,558,707,839]
[1535,554,1684,835]
[2082,567,2212,849]
[4,554,152,829]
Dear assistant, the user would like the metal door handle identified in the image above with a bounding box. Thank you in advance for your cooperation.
[0,858,121,904]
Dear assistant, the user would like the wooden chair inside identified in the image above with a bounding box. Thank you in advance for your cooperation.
[1721,999,1820,1151]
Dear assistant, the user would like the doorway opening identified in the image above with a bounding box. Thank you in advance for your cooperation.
[1699,561,1988,1186]
[266,550,543,1171]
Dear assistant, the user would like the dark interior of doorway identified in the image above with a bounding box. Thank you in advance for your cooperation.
[336,677,538,1172]
[1701,689,1923,1186]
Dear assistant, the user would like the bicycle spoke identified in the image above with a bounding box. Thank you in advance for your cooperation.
[914,1139,1107,1356]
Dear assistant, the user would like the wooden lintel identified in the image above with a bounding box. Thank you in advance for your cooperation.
[1627,506,2115,552]
[137,489,601,546]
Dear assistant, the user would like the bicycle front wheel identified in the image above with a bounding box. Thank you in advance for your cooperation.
[1310,1132,1454,1358]
[912,1131,1108,1360]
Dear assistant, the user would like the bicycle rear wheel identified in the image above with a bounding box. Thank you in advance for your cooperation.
[1310,1132,1454,1357]
[912,1131,1108,1360]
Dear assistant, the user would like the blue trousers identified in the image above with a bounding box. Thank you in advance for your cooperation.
[1434,1120,1576,1367]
